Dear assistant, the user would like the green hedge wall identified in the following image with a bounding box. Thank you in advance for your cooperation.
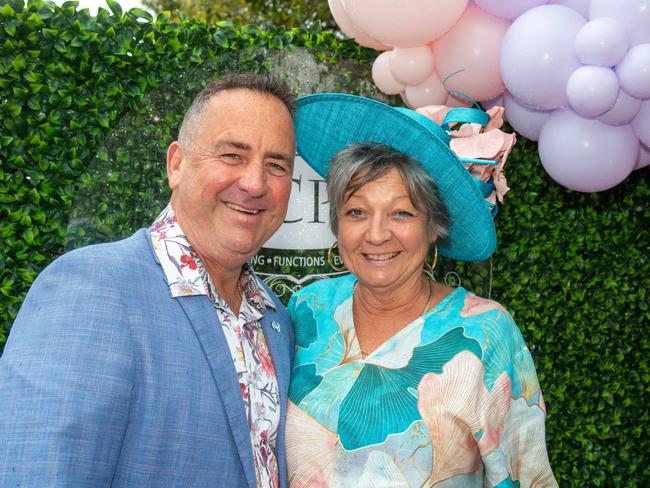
[1,1,649,485]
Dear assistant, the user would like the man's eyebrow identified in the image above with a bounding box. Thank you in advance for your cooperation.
[215,140,293,165]
[215,140,251,151]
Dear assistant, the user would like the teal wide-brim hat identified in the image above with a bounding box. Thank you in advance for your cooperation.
[295,93,497,262]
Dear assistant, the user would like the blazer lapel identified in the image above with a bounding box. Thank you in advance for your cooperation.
[176,295,257,488]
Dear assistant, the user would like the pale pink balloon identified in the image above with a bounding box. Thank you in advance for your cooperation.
[328,0,391,50]
[433,6,509,102]
[590,0,650,46]
[446,93,474,108]
[342,0,469,48]
[501,5,585,110]
[389,46,436,86]
[599,90,642,126]
[636,143,650,169]
[474,0,549,20]
[538,108,639,192]
[631,100,650,147]
[404,72,448,108]
[372,51,405,95]
[549,0,589,18]
[503,91,552,141]
[565,66,620,117]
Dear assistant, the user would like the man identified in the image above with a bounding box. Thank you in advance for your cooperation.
[0,73,296,487]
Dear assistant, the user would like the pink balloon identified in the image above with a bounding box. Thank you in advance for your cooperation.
[501,5,585,110]
[433,6,509,102]
[566,66,619,117]
[616,44,650,100]
[636,143,650,169]
[503,91,552,141]
[474,0,548,20]
[341,0,469,48]
[403,72,448,108]
[446,93,474,108]
[328,0,391,50]
[389,46,436,86]
[574,18,629,67]
[372,52,405,95]
[549,0,589,18]
[481,94,505,112]
[590,0,650,46]
[599,90,642,126]
[631,100,650,147]
[538,108,639,192]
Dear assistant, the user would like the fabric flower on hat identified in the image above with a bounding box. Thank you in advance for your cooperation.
[416,105,516,205]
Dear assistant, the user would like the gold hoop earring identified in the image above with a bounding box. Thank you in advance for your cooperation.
[327,241,346,272]
[428,242,439,275]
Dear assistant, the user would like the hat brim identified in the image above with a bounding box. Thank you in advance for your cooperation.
[295,93,496,262]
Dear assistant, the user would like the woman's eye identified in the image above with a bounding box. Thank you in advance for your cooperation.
[345,208,364,218]
[395,210,414,219]
[223,153,241,162]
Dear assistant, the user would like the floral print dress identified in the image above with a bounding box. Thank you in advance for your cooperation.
[286,274,556,487]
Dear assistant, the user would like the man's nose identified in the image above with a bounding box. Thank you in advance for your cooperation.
[238,162,267,197]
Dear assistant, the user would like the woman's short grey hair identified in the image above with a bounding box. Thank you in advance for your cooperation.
[327,142,450,244]
[178,73,295,151]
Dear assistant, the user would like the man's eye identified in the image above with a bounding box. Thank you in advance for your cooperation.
[267,162,288,176]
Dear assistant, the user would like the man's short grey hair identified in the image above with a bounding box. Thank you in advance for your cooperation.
[327,142,450,244]
[177,73,296,150]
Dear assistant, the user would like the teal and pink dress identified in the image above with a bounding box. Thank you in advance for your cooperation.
[286,274,556,487]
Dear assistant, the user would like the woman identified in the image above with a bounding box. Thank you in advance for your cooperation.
[286,94,556,487]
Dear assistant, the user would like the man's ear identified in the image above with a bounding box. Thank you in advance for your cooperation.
[166,141,184,190]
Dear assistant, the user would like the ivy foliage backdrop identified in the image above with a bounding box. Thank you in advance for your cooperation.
[1,1,649,485]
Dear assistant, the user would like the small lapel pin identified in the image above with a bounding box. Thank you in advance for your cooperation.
[271,320,281,333]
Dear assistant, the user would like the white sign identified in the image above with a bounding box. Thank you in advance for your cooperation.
[264,155,335,250]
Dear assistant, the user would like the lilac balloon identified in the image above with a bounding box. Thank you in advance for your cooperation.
[590,0,650,46]
[566,66,619,117]
[636,143,650,169]
[503,91,552,141]
[599,90,642,126]
[631,100,650,147]
[574,18,628,67]
[538,108,640,191]
[549,0,589,18]
[481,94,504,112]
[616,44,650,99]
[474,0,548,21]
[501,5,585,110]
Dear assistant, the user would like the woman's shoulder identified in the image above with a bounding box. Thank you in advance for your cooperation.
[290,274,356,303]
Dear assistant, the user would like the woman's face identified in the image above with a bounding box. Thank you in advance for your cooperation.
[337,167,435,293]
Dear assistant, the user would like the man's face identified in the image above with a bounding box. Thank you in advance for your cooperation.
[167,88,295,273]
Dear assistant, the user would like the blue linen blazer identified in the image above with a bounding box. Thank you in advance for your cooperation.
[0,228,294,487]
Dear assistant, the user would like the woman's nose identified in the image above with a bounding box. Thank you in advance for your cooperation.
[365,215,392,245]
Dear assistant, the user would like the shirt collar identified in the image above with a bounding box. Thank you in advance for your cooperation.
[149,203,276,310]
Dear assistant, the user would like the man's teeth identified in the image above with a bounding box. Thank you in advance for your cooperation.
[366,252,398,261]
[227,203,260,214]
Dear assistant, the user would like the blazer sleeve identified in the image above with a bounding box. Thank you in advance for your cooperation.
[0,249,136,486]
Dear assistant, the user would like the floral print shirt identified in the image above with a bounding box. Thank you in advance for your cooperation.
[286,274,557,488]
[150,204,280,488]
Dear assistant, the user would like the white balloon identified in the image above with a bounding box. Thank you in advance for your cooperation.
[501,5,585,110]
[590,0,650,46]
[599,90,642,126]
[372,51,405,95]
[616,44,650,99]
[574,18,628,67]
[566,66,620,117]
